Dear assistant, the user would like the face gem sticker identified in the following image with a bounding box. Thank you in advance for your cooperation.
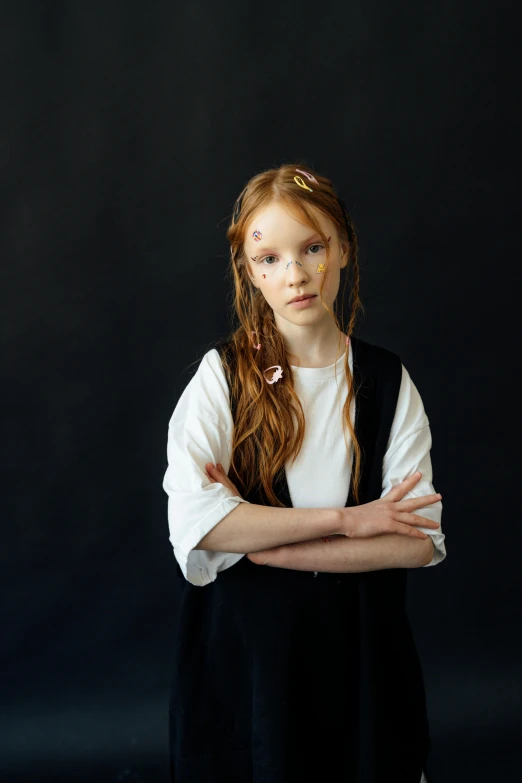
[252,230,262,241]
[316,263,326,273]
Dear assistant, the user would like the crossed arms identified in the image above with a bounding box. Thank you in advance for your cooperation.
[247,533,435,571]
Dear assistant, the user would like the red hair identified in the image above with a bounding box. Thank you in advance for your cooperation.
[211,162,364,506]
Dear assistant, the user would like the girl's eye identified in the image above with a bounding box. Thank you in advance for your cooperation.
[260,244,324,265]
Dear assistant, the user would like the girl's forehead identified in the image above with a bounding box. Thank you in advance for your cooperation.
[244,203,332,243]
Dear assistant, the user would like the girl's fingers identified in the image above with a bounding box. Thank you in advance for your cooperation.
[399,494,442,512]
[398,525,428,539]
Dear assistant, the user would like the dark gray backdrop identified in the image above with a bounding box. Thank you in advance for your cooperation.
[2,1,520,781]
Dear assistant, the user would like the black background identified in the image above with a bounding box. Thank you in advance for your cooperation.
[2,1,520,781]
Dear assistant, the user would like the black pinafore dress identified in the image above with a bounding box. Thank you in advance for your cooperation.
[169,336,431,782]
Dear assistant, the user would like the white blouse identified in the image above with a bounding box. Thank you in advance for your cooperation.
[162,341,445,588]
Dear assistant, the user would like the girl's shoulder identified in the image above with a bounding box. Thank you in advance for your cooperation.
[168,345,232,432]
[190,346,229,398]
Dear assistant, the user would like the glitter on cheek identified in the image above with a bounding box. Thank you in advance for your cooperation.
[250,255,266,278]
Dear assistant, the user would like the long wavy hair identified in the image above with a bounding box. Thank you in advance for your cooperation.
[211,162,364,506]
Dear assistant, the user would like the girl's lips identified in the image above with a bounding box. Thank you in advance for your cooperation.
[289,295,317,308]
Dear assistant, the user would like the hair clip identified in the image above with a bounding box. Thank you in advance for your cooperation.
[252,230,262,241]
[295,168,318,184]
[264,365,283,384]
[251,332,261,350]
[293,175,313,192]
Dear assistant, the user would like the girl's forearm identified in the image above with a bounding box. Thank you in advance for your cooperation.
[253,533,434,572]
[195,501,341,553]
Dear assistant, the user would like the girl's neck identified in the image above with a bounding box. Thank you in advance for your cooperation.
[287,332,348,368]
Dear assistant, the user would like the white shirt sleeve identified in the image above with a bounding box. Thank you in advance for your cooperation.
[381,364,446,567]
[162,350,251,586]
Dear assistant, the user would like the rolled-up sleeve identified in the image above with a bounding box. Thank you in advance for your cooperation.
[162,351,251,586]
[381,365,446,568]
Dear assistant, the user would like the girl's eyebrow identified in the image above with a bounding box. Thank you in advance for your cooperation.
[253,233,325,253]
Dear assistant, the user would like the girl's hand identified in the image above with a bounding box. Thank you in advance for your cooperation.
[204,462,243,500]
[339,472,441,540]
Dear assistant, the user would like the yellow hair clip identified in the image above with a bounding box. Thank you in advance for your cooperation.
[293,175,313,192]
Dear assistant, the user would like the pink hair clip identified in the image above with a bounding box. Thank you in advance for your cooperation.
[295,168,318,184]
[264,365,283,384]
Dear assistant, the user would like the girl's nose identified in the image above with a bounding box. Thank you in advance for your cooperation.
[286,260,307,276]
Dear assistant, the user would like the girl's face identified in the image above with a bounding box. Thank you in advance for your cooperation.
[244,201,348,330]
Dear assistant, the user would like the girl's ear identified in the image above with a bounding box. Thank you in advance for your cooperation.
[339,239,350,269]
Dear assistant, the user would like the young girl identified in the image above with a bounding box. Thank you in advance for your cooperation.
[162,163,445,783]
